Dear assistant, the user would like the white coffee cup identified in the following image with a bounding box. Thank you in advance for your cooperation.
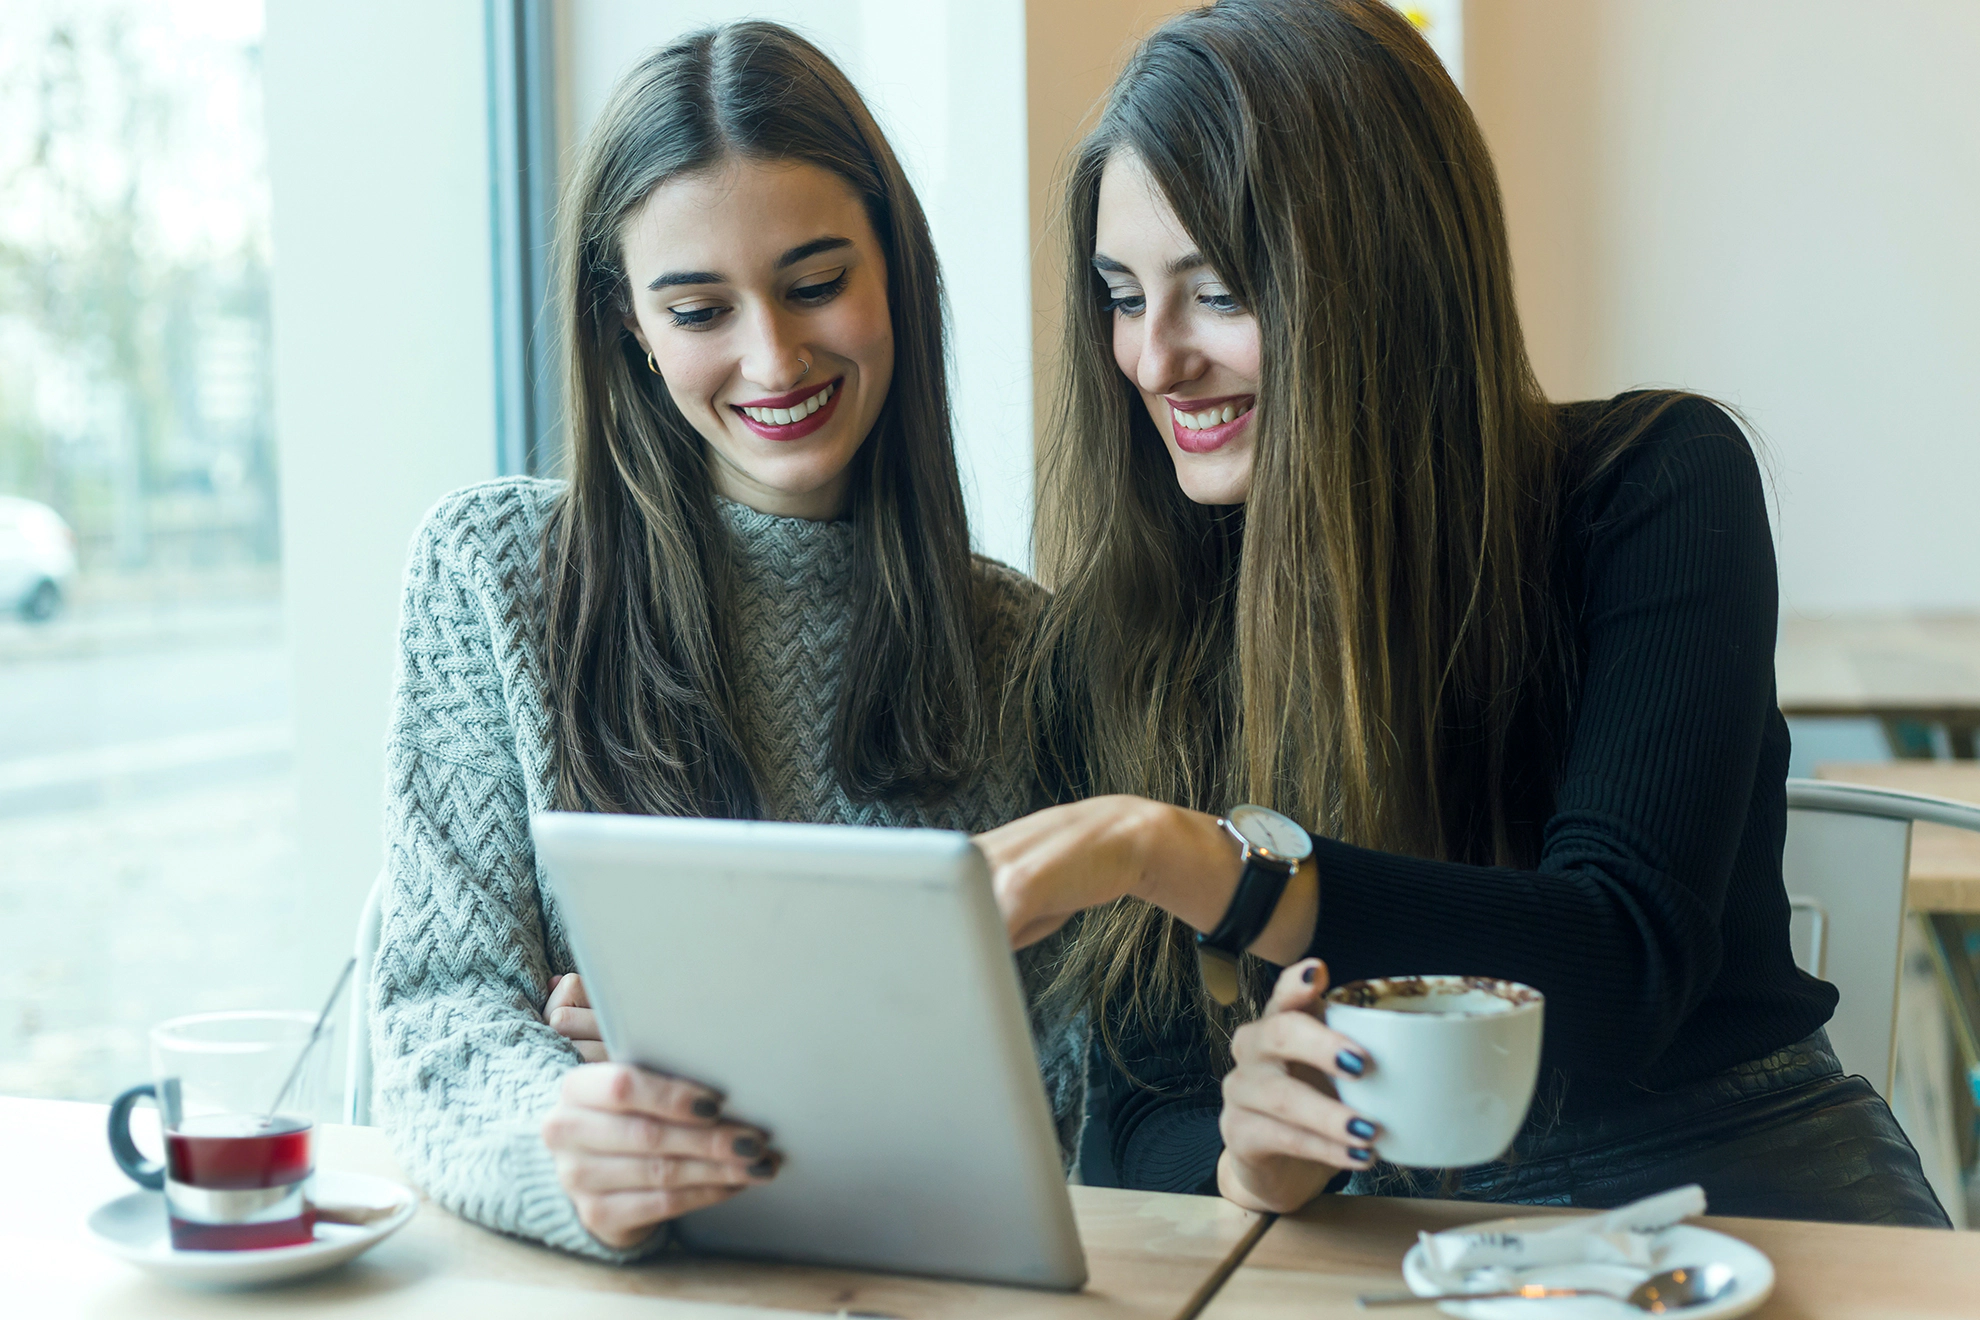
[1322,975,1544,1168]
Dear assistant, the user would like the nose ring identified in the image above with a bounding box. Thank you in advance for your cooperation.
[796,357,810,382]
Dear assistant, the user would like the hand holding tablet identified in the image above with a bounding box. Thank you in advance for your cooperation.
[545,974,607,1063]
[530,813,1086,1288]
[541,1058,779,1249]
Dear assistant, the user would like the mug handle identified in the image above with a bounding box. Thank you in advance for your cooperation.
[108,1083,165,1190]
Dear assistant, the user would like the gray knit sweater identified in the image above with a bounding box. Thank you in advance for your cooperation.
[371,476,1084,1260]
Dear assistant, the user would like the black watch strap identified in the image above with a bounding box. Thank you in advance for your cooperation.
[1198,856,1294,955]
[1195,855,1294,1006]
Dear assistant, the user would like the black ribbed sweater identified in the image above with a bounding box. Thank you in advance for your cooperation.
[1094,396,1839,1195]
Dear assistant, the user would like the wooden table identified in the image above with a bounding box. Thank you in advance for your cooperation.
[0,1097,1265,1319]
[1779,614,1980,756]
[14,1097,1979,1319]
[1204,1194,1980,1318]
[1814,761,1980,912]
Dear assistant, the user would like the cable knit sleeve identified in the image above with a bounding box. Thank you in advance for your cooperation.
[969,555,1090,1162]
[370,489,659,1262]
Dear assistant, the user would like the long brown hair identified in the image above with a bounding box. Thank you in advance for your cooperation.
[544,22,984,817]
[1033,0,1647,1043]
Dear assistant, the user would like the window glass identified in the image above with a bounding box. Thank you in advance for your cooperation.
[0,0,304,1100]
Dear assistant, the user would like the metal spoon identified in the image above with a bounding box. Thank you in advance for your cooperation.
[1358,1262,1738,1311]
[263,956,357,1123]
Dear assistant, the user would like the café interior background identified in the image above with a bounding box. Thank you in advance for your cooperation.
[2,0,1977,1187]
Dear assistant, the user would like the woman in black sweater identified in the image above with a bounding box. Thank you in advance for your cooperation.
[979,0,1946,1225]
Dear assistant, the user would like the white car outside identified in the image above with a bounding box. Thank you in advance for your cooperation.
[0,496,79,622]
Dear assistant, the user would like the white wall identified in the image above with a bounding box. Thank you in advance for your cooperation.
[557,0,1036,570]
[265,0,498,977]
[1469,0,1980,615]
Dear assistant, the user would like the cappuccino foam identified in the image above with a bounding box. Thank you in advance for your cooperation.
[1371,987,1516,1015]
[1327,974,1543,1015]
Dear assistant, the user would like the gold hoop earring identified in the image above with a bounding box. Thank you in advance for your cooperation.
[646,352,661,376]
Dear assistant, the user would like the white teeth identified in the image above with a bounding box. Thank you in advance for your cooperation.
[1174,400,1253,431]
[741,381,833,426]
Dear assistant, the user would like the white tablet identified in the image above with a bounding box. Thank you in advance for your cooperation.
[530,812,1088,1291]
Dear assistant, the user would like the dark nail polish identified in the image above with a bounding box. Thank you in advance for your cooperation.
[1348,1146,1372,1163]
[1335,1049,1366,1076]
[747,1156,777,1178]
[1301,964,1317,984]
[691,1096,720,1120]
[1347,1117,1376,1140]
[732,1135,762,1158]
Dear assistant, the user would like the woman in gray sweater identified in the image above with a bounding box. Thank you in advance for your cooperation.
[371,22,1079,1260]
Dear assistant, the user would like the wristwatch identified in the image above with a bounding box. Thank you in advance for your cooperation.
[1195,805,1314,1006]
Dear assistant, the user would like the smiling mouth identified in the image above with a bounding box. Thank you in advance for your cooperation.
[731,378,843,442]
[737,380,835,425]
[1171,398,1254,431]
[1167,396,1255,454]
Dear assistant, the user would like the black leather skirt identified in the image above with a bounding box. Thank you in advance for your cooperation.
[1343,1030,1952,1228]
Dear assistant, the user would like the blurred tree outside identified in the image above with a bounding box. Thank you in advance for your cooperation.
[0,2,306,1106]
[0,0,277,589]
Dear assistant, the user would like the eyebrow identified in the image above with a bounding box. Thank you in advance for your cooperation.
[646,235,855,292]
[777,235,853,268]
[1090,250,1210,278]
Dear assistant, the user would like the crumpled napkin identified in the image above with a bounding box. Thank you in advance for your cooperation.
[1418,1184,1708,1275]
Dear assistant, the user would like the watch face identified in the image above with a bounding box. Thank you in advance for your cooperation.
[1229,804,1313,861]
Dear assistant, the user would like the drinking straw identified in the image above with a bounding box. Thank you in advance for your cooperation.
[265,956,357,1123]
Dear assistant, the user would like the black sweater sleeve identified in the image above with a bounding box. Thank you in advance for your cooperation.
[1098,1014,1229,1195]
[1096,400,1834,1191]
[1309,409,1780,1078]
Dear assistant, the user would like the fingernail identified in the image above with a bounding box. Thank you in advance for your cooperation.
[1347,1117,1376,1140]
[691,1096,720,1120]
[1301,963,1317,984]
[732,1135,763,1159]
[1335,1049,1366,1076]
[747,1156,777,1178]
[1348,1146,1372,1164]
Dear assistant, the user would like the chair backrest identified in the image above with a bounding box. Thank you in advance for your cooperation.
[344,870,386,1126]
[1782,778,1980,1098]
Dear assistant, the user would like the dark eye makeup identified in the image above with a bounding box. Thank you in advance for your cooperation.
[790,269,849,304]
[663,268,850,330]
[1099,285,1244,318]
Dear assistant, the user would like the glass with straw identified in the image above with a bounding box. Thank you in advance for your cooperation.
[106,959,354,1250]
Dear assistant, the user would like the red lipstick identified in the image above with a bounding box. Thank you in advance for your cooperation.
[731,377,843,443]
[1165,393,1256,455]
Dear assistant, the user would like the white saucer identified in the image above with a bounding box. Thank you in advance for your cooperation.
[85,1170,417,1288]
[1401,1215,1774,1320]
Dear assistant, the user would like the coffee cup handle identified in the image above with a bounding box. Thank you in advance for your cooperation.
[108,1084,166,1190]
